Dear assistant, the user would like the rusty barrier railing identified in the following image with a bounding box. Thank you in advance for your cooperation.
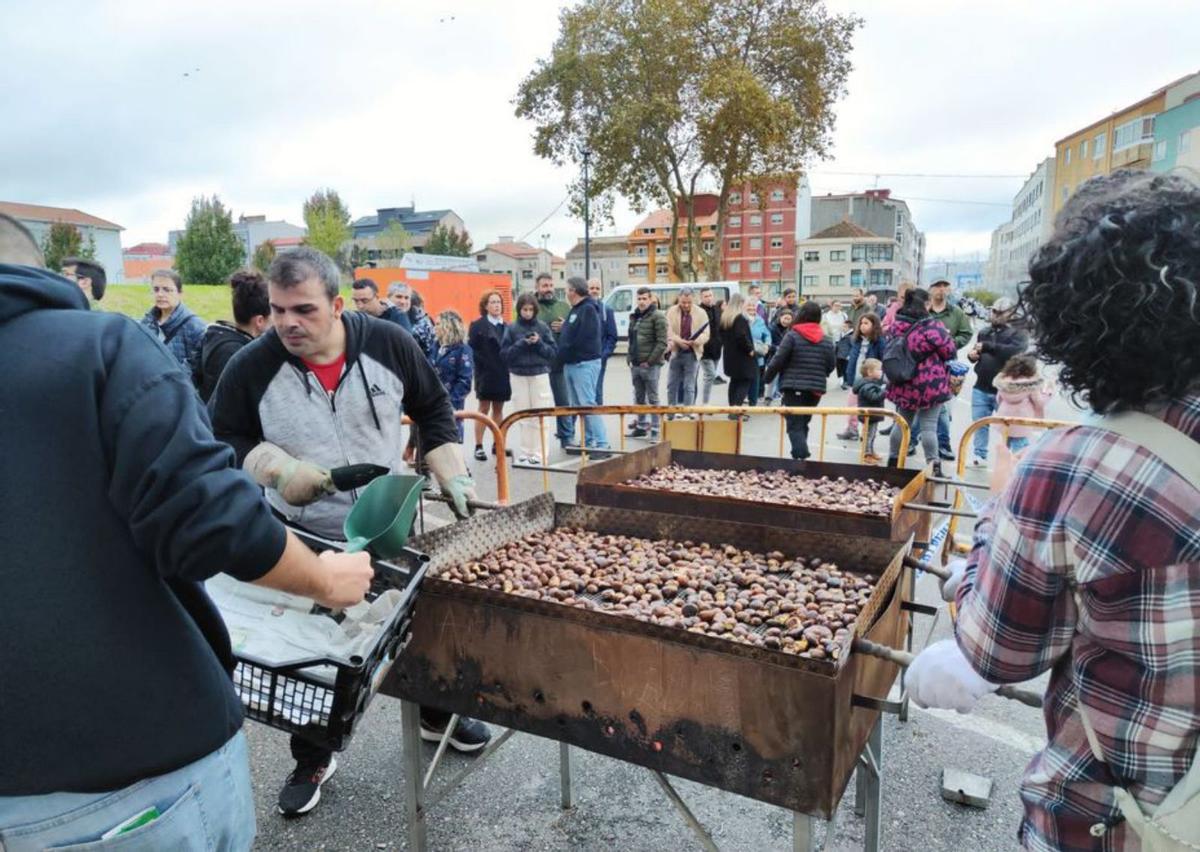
[403,411,509,505]
[498,405,912,492]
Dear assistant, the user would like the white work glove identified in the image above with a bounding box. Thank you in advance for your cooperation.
[939,558,969,603]
[906,639,998,714]
[244,442,335,506]
[424,443,477,520]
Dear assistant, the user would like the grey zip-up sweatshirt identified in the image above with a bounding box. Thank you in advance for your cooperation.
[209,311,459,538]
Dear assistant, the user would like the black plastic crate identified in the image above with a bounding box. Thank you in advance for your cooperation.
[226,528,428,752]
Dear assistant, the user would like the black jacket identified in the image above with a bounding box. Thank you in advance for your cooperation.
[557,296,603,364]
[720,315,757,380]
[195,320,254,403]
[0,264,286,795]
[764,324,836,393]
[700,302,723,360]
[973,323,1029,394]
[209,312,458,539]
[501,317,557,376]
[468,317,513,401]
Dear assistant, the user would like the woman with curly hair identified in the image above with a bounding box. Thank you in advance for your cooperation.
[905,169,1200,851]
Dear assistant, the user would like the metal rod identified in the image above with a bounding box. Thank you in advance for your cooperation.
[853,638,1044,708]
[854,760,867,817]
[652,771,720,852]
[793,811,817,852]
[864,719,883,852]
[400,700,428,852]
[818,412,828,462]
[422,712,460,792]
[423,493,503,512]
[902,553,951,582]
[926,475,990,490]
[902,501,979,519]
[424,727,517,808]
[559,742,573,810]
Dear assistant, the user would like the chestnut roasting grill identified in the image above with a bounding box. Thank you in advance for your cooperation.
[382,494,912,818]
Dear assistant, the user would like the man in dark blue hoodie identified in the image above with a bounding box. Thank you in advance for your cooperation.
[558,276,610,453]
[0,214,373,850]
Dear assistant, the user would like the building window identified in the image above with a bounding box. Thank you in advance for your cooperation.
[749,193,759,205]
[729,261,741,274]
[829,274,845,287]
[1153,140,1167,162]
[770,237,784,249]
[635,246,647,257]
[729,239,741,250]
[655,263,668,275]
[1093,131,1106,158]
[521,269,533,279]
[749,261,762,273]
[1112,115,1155,151]
[629,264,646,277]
[728,215,741,227]
[829,250,846,261]
[802,275,817,288]
[749,237,763,249]
[1080,139,1088,158]
[702,240,714,252]
[728,192,741,204]
[770,212,784,225]
[851,243,893,262]
[1181,131,1193,155]
[1064,147,1071,165]
[749,214,762,226]
[655,245,667,256]
[770,189,785,201]
[850,268,864,287]
[803,250,819,261]
[475,254,488,262]
[642,227,655,234]
[770,261,782,272]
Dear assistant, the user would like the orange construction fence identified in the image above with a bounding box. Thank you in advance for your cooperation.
[356,267,513,323]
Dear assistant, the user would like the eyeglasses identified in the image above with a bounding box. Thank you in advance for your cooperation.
[151,286,177,294]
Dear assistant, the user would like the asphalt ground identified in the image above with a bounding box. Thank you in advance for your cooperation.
[246,338,1081,851]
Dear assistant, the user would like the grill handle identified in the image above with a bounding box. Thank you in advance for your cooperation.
[902,553,951,582]
[852,637,1044,709]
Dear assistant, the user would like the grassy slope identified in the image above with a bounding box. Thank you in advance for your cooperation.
[103,283,356,324]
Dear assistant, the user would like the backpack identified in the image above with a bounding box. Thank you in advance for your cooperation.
[1073,410,1200,851]
[881,319,931,384]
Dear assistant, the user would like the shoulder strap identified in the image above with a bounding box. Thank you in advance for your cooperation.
[1094,411,1200,492]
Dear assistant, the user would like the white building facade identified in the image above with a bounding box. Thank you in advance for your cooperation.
[796,221,903,301]
[986,157,1056,296]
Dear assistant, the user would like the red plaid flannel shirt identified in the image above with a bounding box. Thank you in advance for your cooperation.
[955,395,1200,851]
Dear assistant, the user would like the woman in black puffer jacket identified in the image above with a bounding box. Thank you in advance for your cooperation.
[764,300,836,459]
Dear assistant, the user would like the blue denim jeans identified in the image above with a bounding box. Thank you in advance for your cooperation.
[910,400,953,452]
[564,359,609,448]
[549,368,574,445]
[1007,436,1031,452]
[0,731,254,851]
[971,388,998,458]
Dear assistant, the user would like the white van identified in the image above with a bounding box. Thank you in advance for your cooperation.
[605,281,736,340]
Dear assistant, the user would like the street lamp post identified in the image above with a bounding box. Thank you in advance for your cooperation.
[581,147,592,282]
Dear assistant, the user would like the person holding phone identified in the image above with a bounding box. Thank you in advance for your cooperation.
[501,292,557,464]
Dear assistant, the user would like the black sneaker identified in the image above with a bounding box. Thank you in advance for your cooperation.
[626,426,648,438]
[473,446,487,461]
[880,425,893,436]
[713,376,727,385]
[907,445,918,457]
[420,716,492,753]
[278,756,338,816]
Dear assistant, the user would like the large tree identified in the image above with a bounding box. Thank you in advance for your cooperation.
[424,223,473,256]
[251,240,276,273]
[515,0,859,281]
[174,195,244,284]
[41,221,95,271]
[303,188,352,266]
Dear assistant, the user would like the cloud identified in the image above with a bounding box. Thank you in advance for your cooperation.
[2,0,1197,262]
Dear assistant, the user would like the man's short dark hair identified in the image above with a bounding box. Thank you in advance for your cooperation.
[268,247,340,299]
[567,276,589,297]
[352,278,379,295]
[796,301,822,324]
[782,287,796,297]
[535,272,553,284]
[63,257,107,300]
[636,286,652,297]
[0,213,44,267]
[1022,168,1200,412]
[230,270,269,325]
[151,268,182,291]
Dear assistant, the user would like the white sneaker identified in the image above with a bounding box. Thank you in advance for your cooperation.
[525,453,543,465]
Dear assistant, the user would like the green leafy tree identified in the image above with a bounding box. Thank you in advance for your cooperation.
[349,242,368,270]
[41,221,93,271]
[515,0,859,281]
[424,224,473,256]
[963,289,999,308]
[251,240,276,273]
[303,188,352,266]
[174,195,245,284]
[374,221,412,260]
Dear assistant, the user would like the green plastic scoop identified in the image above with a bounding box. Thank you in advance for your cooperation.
[342,473,426,558]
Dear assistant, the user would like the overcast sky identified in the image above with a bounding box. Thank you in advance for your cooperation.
[3,1,1196,262]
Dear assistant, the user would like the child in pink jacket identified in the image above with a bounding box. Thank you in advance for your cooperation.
[994,354,1054,452]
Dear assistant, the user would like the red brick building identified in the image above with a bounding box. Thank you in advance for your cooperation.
[721,176,798,286]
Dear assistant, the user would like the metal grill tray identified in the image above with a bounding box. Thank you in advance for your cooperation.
[383,494,911,816]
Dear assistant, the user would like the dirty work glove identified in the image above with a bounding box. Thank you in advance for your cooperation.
[939,558,969,603]
[907,639,997,714]
[424,443,477,519]
[244,442,335,507]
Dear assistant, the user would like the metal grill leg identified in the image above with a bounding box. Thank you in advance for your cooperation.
[854,762,867,817]
[793,812,816,852]
[652,771,719,852]
[863,718,883,852]
[559,742,573,809]
[401,700,428,852]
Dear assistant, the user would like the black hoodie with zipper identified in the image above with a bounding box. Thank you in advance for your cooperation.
[0,263,287,795]
[195,319,254,402]
[208,311,459,539]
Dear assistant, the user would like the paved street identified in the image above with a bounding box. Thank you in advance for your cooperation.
[247,339,1081,851]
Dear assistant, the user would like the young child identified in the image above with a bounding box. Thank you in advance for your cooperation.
[994,353,1053,452]
[434,310,473,442]
[835,320,854,387]
[852,358,887,463]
